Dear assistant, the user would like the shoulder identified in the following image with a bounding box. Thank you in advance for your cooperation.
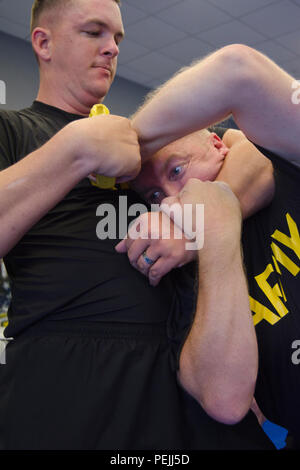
[254,144,300,178]
[0,107,35,168]
[0,107,33,132]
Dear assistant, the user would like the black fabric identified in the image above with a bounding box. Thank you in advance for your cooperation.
[243,144,300,439]
[0,103,275,449]
[0,102,174,338]
[0,320,274,450]
[208,126,227,139]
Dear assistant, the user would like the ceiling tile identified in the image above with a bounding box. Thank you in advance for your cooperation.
[0,0,32,27]
[160,37,214,66]
[125,0,183,14]
[197,20,266,48]
[118,38,150,65]
[0,17,29,40]
[207,0,280,18]
[116,64,150,86]
[281,57,300,78]
[158,0,232,34]
[146,76,173,89]
[125,16,186,49]
[276,29,300,55]
[255,39,297,64]
[120,3,147,27]
[126,52,183,81]
[241,1,300,38]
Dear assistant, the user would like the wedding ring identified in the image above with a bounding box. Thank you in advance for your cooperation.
[142,251,154,266]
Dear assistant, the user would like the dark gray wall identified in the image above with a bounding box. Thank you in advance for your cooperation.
[0,31,150,116]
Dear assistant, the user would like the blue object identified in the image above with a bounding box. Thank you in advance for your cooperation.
[262,420,288,450]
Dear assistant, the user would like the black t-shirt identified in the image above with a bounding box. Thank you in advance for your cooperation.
[0,101,175,338]
[242,145,300,438]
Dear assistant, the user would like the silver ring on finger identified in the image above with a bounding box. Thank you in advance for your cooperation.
[142,250,155,266]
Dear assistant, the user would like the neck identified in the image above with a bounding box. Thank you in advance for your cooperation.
[36,77,103,117]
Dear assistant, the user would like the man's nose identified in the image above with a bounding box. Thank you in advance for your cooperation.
[163,181,183,198]
[102,37,119,58]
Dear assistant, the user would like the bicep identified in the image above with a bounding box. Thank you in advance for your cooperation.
[231,51,300,165]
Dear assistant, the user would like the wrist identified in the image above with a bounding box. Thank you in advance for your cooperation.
[52,122,94,179]
[61,120,97,177]
[198,233,242,275]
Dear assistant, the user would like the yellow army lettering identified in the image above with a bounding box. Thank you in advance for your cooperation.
[250,213,300,326]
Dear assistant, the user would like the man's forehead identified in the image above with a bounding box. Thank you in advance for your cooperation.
[68,0,123,22]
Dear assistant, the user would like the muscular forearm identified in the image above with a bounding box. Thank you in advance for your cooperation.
[132,44,298,162]
[178,242,258,425]
[0,125,90,258]
[217,131,275,218]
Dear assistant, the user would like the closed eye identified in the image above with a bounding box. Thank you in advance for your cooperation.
[84,30,101,36]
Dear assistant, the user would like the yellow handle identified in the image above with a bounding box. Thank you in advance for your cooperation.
[89,104,116,190]
[89,104,110,117]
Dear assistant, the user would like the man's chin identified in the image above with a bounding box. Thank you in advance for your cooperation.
[87,78,113,101]
[87,86,110,105]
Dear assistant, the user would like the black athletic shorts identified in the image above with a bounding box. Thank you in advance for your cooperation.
[0,320,275,450]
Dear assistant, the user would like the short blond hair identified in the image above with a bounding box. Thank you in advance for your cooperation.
[30,0,121,33]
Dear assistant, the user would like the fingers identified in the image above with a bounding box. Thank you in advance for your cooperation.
[115,238,127,253]
[127,238,152,270]
[148,255,181,287]
[135,245,183,286]
[115,210,194,285]
[116,236,188,285]
[136,248,159,278]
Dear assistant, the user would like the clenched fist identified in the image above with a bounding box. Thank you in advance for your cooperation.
[66,114,141,182]
[161,178,242,257]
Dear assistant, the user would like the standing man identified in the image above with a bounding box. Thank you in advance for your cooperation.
[0,3,273,449]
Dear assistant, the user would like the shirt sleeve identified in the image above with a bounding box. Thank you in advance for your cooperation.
[0,112,17,171]
[253,143,300,180]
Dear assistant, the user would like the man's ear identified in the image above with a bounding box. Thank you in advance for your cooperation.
[31,27,52,62]
[209,132,229,157]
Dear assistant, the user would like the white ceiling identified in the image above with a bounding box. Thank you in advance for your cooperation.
[1,0,300,89]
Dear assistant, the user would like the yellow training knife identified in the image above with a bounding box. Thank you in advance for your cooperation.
[89,103,116,190]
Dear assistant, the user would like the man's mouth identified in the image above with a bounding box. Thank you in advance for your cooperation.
[93,65,112,75]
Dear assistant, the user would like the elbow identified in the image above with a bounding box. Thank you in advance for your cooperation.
[218,44,260,67]
[179,373,252,425]
[197,392,253,425]
[216,44,263,87]
[178,351,256,425]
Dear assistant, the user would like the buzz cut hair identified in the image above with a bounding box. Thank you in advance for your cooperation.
[30,0,121,33]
